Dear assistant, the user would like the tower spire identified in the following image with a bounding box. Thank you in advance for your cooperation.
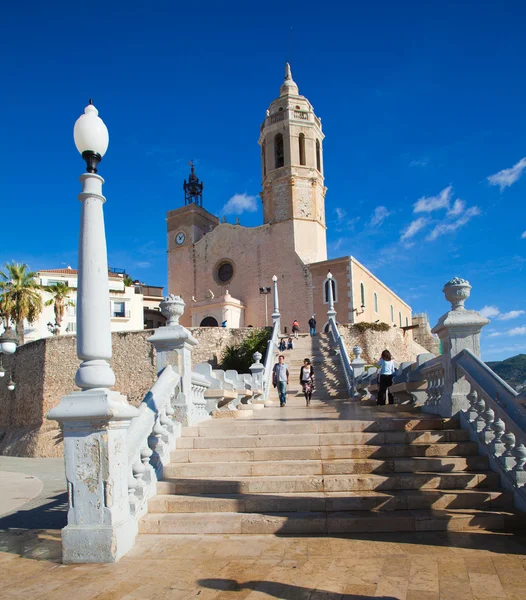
[183,161,204,206]
[280,62,299,96]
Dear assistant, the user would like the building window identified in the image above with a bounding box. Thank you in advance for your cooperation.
[374,292,378,313]
[200,316,219,327]
[316,139,321,172]
[216,261,234,284]
[399,312,402,327]
[299,133,306,166]
[274,134,284,169]
[324,277,337,304]
[406,316,409,327]
[113,301,126,318]
[360,282,365,307]
[66,302,76,316]
[262,141,266,176]
[66,322,76,333]
[390,305,394,323]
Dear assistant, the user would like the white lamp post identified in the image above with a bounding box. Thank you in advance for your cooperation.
[0,327,18,391]
[327,272,336,320]
[47,101,138,564]
[272,275,280,322]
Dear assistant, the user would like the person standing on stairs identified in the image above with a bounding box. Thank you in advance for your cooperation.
[272,354,290,407]
[292,319,300,339]
[376,349,396,406]
[300,358,315,406]
[308,315,317,336]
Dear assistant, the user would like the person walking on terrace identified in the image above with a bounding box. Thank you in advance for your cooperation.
[376,349,396,406]
[308,315,317,336]
[272,354,290,407]
[292,319,300,339]
[300,358,315,406]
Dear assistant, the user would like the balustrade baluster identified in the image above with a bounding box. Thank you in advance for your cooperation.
[512,443,526,488]
[481,403,495,444]
[490,418,506,457]
[128,469,138,511]
[140,446,154,484]
[132,460,146,498]
[466,386,478,423]
[474,392,486,433]
[500,431,516,471]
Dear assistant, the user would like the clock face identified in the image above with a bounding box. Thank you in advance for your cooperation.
[175,232,186,245]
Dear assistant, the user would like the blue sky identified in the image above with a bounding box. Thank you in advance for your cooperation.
[1,1,525,361]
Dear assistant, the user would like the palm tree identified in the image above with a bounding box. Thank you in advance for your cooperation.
[0,262,43,344]
[123,275,134,287]
[44,281,75,333]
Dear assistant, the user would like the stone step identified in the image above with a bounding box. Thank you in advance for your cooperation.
[161,471,500,494]
[170,442,480,463]
[139,508,520,535]
[148,489,513,514]
[181,418,458,437]
[164,456,489,478]
[175,429,470,449]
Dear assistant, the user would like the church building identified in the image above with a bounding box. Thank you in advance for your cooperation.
[167,65,411,332]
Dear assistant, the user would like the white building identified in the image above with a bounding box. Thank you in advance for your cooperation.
[23,267,149,342]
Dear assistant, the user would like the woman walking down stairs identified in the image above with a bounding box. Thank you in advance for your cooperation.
[139,334,522,535]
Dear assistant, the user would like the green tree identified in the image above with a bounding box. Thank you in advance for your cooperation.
[0,262,43,344]
[44,281,75,333]
[221,328,271,373]
[123,275,134,287]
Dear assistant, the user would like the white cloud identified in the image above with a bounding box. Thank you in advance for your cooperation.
[487,157,526,191]
[335,207,346,220]
[522,231,526,239]
[135,261,152,269]
[426,206,481,241]
[447,199,465,216]
[400,217,428,241]
[369,206,392,227]
[487,332,503,338]
[414,186,452,213]
[479,305,500,319]
[409,158,429,167]
[509,327,526,336]
[497,310,525,321]
[222,193,258,215]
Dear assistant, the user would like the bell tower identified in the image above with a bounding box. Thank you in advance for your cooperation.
[258,64,327,264]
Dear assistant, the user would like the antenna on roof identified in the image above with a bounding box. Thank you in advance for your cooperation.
[288,26,293,65]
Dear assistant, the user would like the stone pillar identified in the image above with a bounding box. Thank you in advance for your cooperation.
[432,278,489,417]
[148,295,199,426]
[326,272,336,320]
[47,171,139,563]
[250,351,265,390]
[351,345,366,379]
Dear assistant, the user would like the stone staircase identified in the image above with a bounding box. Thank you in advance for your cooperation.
[139,339,521,534]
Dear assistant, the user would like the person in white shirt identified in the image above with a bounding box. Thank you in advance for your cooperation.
[376,349,396,405]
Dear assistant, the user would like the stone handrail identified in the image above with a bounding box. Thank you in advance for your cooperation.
[453,349,526,511]
[328,316,354,396]
[126,365,181,520]
[263,318,280,400]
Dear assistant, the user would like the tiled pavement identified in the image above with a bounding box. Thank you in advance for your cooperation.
[1,528,526,599]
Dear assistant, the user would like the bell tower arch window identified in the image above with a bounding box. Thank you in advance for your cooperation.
[274,134,284,169]
[316,139,321,172]
[299,133,306,166]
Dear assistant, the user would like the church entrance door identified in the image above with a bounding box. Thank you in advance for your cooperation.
[200,316,219,327]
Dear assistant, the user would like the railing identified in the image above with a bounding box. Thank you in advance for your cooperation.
[268,112,285,125]
[454,349,526,510]
[418,355,445,412]
[262,318,280,401]
[126,365,181,520]
[112,310,131,319]
[328,316,354,396]
[294,110,309,120]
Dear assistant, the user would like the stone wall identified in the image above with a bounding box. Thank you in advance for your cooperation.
[338,324,430,365]
[0,327,265,457]
[412,313,441,355]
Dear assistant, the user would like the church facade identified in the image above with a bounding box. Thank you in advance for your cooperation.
[167,65,411,332]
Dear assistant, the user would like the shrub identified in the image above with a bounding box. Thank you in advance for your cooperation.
[220,328,272,373]
[352,321,390,333]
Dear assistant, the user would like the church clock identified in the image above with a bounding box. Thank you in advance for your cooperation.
[175,232,186,245]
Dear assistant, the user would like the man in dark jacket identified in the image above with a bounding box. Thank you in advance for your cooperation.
[308,315,317,336]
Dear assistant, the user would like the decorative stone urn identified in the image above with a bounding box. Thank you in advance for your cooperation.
[252,351,262,364]
[160,294,185,326]
[353,346,363,359]
[443,277,472,311]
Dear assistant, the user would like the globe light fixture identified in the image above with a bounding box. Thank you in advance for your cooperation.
[0,358,5,377]
[73,99,109,173]
[0,328,18,355]
[7,376,15,391]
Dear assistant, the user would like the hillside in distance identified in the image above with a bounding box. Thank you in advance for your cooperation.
[486,354,526,390]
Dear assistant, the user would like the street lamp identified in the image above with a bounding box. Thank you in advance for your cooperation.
[259,286,271,327]
[0,328,18,355]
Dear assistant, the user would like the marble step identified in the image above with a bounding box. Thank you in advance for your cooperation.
[161,471,500,494]
[148,489,513,514]
[171,442,480,463]
[163,456,489,479]
[181,418,459,438]
[175,429,470,449]
[139,508,520,535]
